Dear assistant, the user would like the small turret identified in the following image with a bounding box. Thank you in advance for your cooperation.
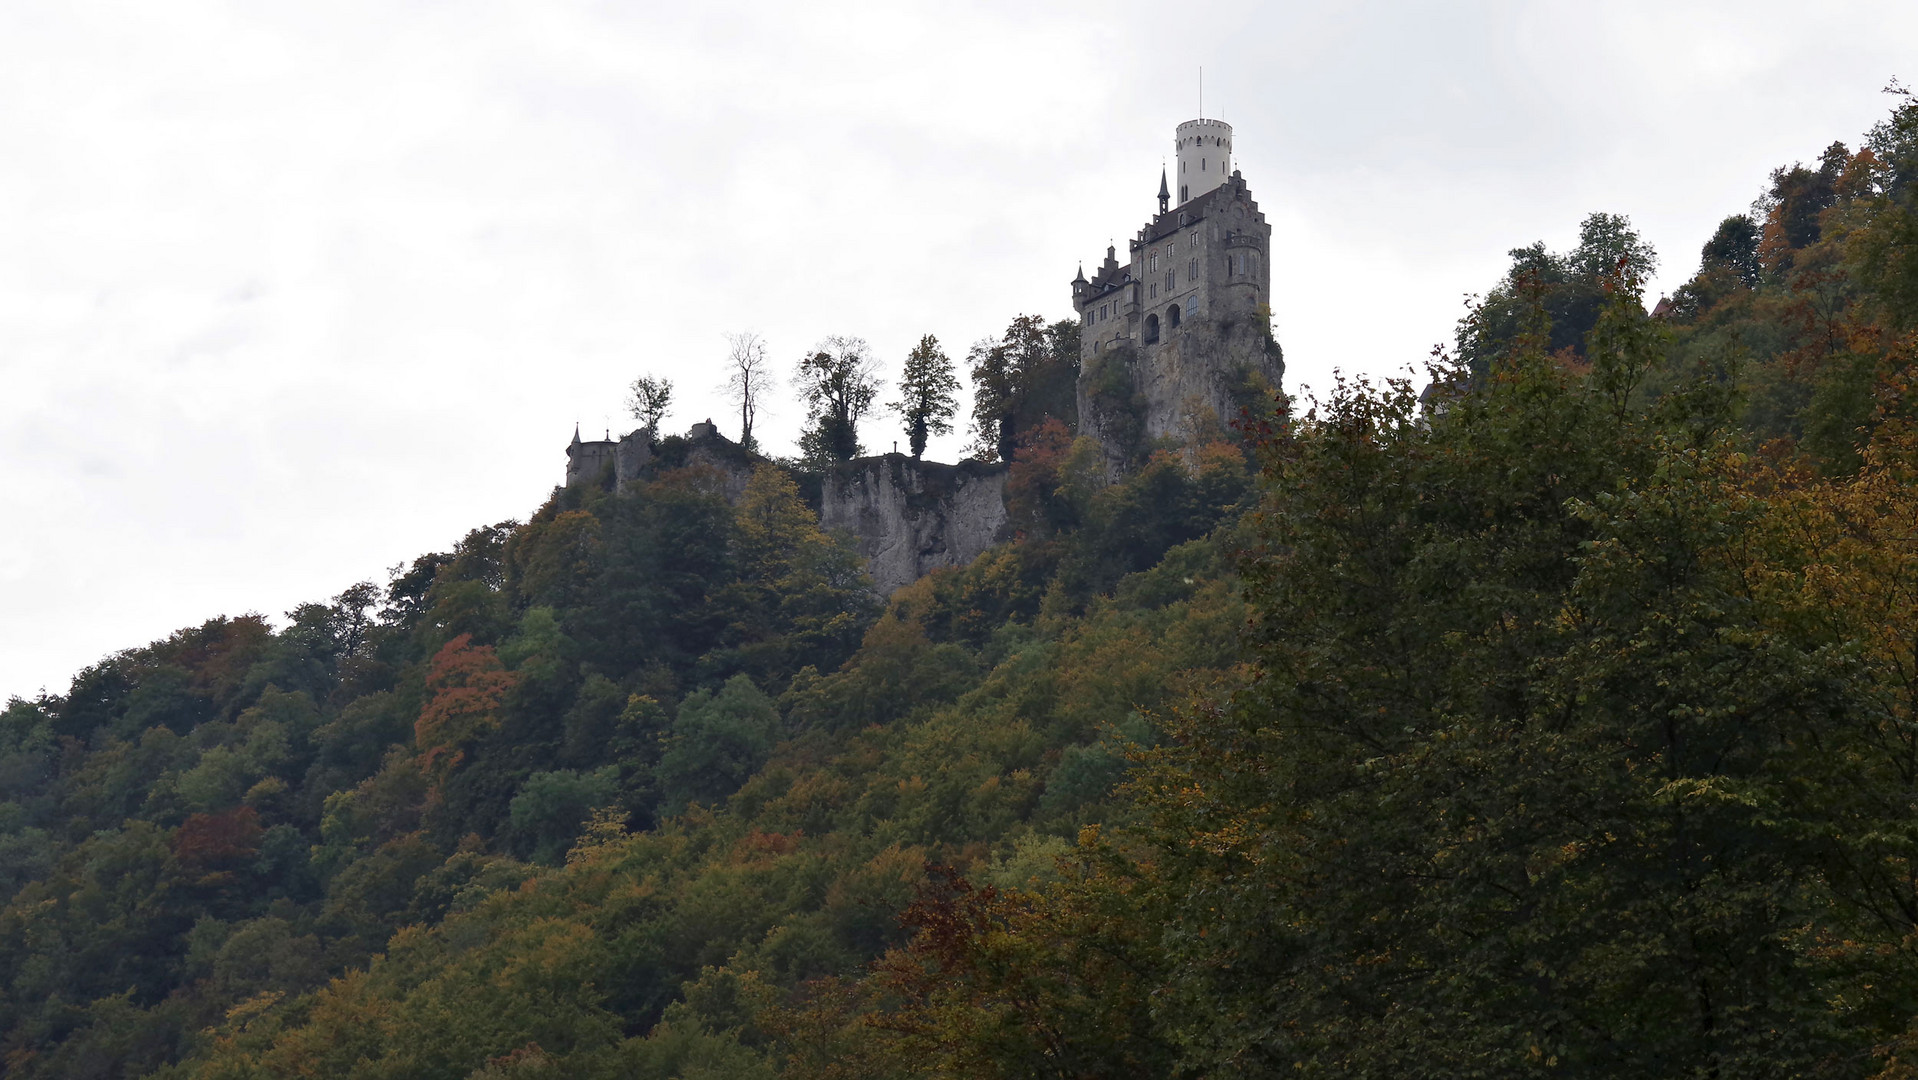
[565,423,616,488]
[1158,166,1170,214]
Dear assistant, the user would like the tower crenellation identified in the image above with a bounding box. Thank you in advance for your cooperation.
[1174,118,1234,206]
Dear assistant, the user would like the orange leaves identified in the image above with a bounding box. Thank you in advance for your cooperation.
[1757,204,1795,276]
[172,805,264,870]
[414,633,516,780]
[1004,417,1079,538]
[172,805,264,890]
[732,829,804,862]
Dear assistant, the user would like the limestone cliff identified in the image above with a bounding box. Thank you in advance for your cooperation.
[818,455,1009,597]
[1078,311,1282,467]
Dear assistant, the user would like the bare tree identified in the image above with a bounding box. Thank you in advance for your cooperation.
[721,332,777,452]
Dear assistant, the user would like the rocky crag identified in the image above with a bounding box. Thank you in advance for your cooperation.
[566,116,1284,596]
[566,423,1009,598]
[817,455,1008,596]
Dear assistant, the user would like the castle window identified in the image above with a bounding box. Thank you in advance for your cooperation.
[1189,258,1198,279]
[1203,157,1208,170]
[1165,269,1175,290]
[1148,253,1158,272]
[1100,304,1109,319]
[1149,283,1157,298]
[1144,313,1160,343]
[1168,304,1182,329]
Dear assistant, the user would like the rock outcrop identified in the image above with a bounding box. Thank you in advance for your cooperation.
[819,455,1009,597]
[1078,312,1281,468]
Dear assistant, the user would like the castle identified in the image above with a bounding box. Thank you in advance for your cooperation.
[566,118,1281,596]
[1073,118,1281,461]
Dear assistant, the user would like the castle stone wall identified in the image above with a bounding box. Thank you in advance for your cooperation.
[614,430,653,492]
[565,439,616,487]
[819,455,1009,597]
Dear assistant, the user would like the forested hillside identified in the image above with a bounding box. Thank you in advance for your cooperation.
[4,90,1918,1078]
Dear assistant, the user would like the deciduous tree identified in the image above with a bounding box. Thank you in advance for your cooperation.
[890,335,959,459]
[796,336,882,466]
[627,374,674,434]
[968,315,1079,462]
[722,331,778,452]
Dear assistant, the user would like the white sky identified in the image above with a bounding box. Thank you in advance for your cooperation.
[4,0,1914,698]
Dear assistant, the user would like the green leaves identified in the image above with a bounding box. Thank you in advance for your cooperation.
[891,335,960,460]
[1130,303,1910,1076]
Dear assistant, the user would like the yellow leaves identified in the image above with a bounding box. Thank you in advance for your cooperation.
[1653,775,1761,809]
[222,989,284,1027]
[564,806,635,869]
[1733,424,1918,705]
[730,828,804,864]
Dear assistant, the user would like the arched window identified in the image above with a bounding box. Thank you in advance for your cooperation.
[1144,313,1160,344]
[1168,304,1182,329]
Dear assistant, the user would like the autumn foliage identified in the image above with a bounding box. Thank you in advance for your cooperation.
[414,632,515,779]
[8,89,1918,1080]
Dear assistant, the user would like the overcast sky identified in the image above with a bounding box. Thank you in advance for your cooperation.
[4,0,1914,698]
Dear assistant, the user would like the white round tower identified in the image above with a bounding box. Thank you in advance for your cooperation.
[1174,118,1233,206]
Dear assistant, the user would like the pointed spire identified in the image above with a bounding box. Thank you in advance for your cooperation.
[570,423,582,447]
[1158,166,1170,213]
[1073,263,1087,284]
